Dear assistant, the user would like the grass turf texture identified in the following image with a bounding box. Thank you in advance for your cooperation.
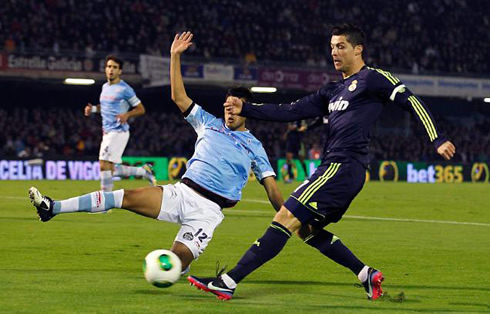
[0,180,488,313]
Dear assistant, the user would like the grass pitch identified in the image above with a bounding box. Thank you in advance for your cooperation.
[0,180,489,313]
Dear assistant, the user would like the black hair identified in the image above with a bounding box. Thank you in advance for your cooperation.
[105,55,124,69]
[331,23,366,51]
[226,86,254,102]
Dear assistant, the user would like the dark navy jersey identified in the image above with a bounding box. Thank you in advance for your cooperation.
[241,66,446,167]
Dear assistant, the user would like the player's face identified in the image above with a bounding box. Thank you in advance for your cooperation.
[330,35,357,73]
[105,60,122,82]
[224,97,247,130]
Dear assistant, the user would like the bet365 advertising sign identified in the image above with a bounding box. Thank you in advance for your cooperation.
[275,159,488,183]
[374,161,488,183]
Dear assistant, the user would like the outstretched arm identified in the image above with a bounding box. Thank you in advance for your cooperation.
[224,86,332,122]
[170,32,194,112]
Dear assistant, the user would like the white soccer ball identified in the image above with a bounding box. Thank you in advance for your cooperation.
[143,249,182,288]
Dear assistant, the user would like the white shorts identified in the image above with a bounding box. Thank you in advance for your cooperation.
[157,182,224,259]
[99,131,130,164]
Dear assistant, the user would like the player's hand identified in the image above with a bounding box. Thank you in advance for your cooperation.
[170,31,193,55]
[437,141,456,160]
[224,96,243,115]
[84,103,93,116]
[116,113,129,124]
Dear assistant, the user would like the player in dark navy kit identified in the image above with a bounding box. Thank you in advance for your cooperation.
[283,120,307,183]
[188,24,456,301]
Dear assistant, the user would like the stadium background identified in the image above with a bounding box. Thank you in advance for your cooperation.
[0,1,489,313]
[0,0,488,184]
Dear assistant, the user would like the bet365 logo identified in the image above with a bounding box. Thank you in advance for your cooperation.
[471,163,489,183]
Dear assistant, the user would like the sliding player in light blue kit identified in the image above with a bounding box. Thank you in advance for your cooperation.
[84,55,156,191]
[28,32,283,274]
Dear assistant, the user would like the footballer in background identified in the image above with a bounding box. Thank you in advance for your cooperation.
[85,55,156,191]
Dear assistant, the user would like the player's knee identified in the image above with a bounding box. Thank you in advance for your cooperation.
[171,241,195,270]
[99,161,113,171]
[274,206,302,233]
[295,224,315,240]
[122,189,138,207]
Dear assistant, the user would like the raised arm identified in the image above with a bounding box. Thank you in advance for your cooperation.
[224,86,332,122]
[170,32,194,112]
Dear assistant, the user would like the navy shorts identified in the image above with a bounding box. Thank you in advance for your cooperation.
[284,159,366,228]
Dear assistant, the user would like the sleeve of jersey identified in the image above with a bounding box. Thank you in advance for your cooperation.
[251,143,276,183]
[369,70,447,149]
[241,86,331,121]
[125,87,141,107]
[184,103,217,135]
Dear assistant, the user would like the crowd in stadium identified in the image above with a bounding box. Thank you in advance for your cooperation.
[1,0,488,164]
[1,107,488,163]
[1,0,488,74]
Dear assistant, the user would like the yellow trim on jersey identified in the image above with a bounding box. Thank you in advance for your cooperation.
[369,67,400,85]
[297,163,341,204]
[408,96,437,141]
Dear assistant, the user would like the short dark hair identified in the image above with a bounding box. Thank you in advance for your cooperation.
[105,55,124,69]
[331,23,366,50]
[226,87,254,102]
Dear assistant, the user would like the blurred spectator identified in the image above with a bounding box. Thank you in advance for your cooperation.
[0,106,488,163]
[0,0,488,75]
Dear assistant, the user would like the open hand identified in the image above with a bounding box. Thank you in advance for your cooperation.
[170,32,193,55]
[224,96,243,115]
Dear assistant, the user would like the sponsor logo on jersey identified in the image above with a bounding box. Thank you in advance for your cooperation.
[328,97,350,112]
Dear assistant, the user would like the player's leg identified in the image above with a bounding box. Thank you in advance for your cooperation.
[285,152,294,183]
[99,131,130,191]
[28,186,163,221]
[292,161,383,299]
[298,143,308,175]
[99,160,114,192]
[121,186,163,218]
[188,205,301,300]
[159,183,224,272]
[298,224,365,278]
[113,163,157,186]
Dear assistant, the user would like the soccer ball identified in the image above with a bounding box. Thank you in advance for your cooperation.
[143,249,182,288]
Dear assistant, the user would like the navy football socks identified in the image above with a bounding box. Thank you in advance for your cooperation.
[228,221,292,283]
[305,229,364,275]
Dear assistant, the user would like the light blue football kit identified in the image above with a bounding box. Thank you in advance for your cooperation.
[99,80,141,132]
[44,101,276,259]
[97,80,145,190]
[183,103,276,201]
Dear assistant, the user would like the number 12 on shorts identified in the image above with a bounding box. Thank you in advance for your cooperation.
[194,228,208,242]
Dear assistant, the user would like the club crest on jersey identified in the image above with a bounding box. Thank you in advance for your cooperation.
[348,80,358,92]
[328,97,350,112]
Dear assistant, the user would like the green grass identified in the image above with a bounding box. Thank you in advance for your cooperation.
[0,180,489,313]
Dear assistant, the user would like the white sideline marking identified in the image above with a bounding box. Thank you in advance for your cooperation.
[238,198,490,227]
[5,195,489,227]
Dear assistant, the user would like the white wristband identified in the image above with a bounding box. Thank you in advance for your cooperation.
[91,106,98,113]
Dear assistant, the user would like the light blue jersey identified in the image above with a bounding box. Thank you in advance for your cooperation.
[99,80,141,132]
[183,104,275,201]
